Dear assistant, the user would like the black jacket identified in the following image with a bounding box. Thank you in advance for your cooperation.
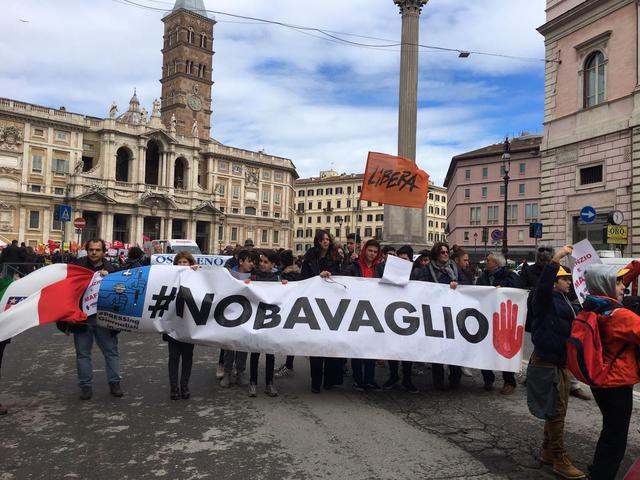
[476,267,518,288]
[518,262,544,289]
[300,247,341,280]
[0,244,23,264]
[457,267,475,286]
[419,261,458,284]
[530,263,579,366]
[250,269,281,282]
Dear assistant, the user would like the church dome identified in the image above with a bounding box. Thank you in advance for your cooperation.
[117,89,144,125]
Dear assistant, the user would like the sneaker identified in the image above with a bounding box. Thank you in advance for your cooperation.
[170,387,180,400]
[274,365,294,378]
[483,381,494,392]
[552,453,586,479]
[79,386,93,400]
[109,382,124,398]
[353,383,366,392]
[382,378,399,390]
[402,381,419,394]
[366,382,382,392]
[0,403,6,415]
[569,388,591,401]
[461,367,473,377]
[235,371,247,386]
[215,364,225,380]
[264,384,278,397]
[220,375,232,388]
[500,383,516,395]
[180,386,190,400]
[248,383,257,397]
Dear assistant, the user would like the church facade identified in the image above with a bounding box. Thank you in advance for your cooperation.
[0,0,297,253]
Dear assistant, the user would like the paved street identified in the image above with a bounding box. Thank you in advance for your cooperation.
[1,326,639,480]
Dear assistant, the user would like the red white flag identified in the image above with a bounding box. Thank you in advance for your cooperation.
[0,264,95,341]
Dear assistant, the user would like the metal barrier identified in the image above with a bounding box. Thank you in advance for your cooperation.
[1,262,46,279]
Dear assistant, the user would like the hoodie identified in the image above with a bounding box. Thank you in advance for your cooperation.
[342,241,382,278]
[583,264,640,386]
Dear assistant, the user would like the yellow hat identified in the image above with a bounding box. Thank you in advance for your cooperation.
[557,266,572,278]
[617,268,629,278]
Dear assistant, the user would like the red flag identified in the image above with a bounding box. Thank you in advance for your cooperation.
[360,152,429,209]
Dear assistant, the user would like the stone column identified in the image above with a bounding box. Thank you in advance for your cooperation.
[383,0,428,248]
[138,143,146,185]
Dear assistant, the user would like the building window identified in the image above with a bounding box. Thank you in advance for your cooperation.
[518,230,525,241]
[429,206,433,214]
[442,208,446,216]
[232,164,242,175]
[326,188,333,195]
[274,191,281,205]
[366,214,373,221]
[435,207,440,215]
[200,33,207,49]
[481,186,487,198]
[296,229,303,238]
[435,195,440,202]
[30,184,42,193]
[308,202,312,210]
[305,228,313,238]
[428,220,433,227]
[336,200,341,208]
[518,183,525,195]
[525,203,538,223]
[364,227,372,237]
[232,185,240,199]
[336,187,343,194]
[579,164,603,186]
[261,229,268,243]
[274,172,283,181]
[230,227,238,242]
[307,189,314,197]
[507,204,518,224]
[464,188,470,199]
[357,186,361,193]
[32,154,43,173]
[375,214,383,221]
[262,211,269,217]
[273,230,279,244]
[245,207,256,215]
[317,216,321,223]
[429,193,433,200]
[584,51,605,108]
[317,201,322,209]
[262,191,270,203]
[499,184,505,196]
[469,207,481,225]
[316,188,323,195]
[326,216,331,223]
[465,169,471,180]
[262,170,271,180]
[54,187,64,195]
[298,190,304,197]
[55,131,68,141]
[232,208,239,214]
[218,161,228,172]
[482,167,488,179]
[52,158,69,174]
[215,183,226,196]
[464,231,469,241]
[500,165,506,176]
[29,210,40,229]
[33,128,45,137]
[52,217,62,231]
[487,205,499,224]
[519,163,525,174]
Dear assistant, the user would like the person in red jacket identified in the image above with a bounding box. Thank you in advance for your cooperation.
[583,264,640,480]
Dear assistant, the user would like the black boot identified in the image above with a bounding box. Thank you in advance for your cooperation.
[170,387,180,400]
[180,386,190,399]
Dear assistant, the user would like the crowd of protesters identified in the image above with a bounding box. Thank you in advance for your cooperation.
[2,231,640,479]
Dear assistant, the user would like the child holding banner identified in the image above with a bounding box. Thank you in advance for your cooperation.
[246,250,287,397]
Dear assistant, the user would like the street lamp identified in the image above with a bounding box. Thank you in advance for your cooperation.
[501,137,511,261]
[474,232,478,259]
[336,215,344,242]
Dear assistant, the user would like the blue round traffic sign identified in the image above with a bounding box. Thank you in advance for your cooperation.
[580,206,596,223]
[490,229,503,241]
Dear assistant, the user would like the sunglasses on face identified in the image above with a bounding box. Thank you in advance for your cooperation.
[439,250,449,255]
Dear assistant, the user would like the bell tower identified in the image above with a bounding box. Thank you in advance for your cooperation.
[160,0,215,140]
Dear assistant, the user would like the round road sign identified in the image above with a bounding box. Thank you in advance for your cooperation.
[73,217,86,229]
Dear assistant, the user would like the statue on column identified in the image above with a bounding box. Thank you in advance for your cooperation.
[170,114,177,133]
[140,107,148,124]
[151,98,161,118]
[109,101,118,118]
[191,120,199,138]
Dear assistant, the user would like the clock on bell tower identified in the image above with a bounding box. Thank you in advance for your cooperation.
[160,0,215,140]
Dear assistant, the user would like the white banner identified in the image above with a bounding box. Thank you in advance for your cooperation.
[569,239,602,304]
[151,254,232,268]
[96,266,528,372]
[81,272,103,317]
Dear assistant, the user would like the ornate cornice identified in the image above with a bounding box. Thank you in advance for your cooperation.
[394,0,428,14]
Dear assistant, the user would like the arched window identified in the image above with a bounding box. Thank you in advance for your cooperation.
[173,60,178,74]
[201,65,206,78]
[115,147,131,182]
[245,207,257,216]
[185,60,192,74]
[188,28,194,44]
[174,158,187,189]
[584,51,605,108]
[200,33,207,49]
[145,140,161,185]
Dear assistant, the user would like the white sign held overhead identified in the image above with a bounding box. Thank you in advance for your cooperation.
[569,239,602,304]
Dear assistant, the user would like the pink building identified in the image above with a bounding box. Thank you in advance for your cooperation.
[538,0,640,253]
[444,135,542,261]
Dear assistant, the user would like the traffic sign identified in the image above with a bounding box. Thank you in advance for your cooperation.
[490,229,503,242]
[605,224,628,245]
[54,204,72,222]
[73,217,86,229]
[529,222,543,239]
[580,206,596,223]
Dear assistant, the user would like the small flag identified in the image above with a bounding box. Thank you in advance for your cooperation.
[360,152,429,209]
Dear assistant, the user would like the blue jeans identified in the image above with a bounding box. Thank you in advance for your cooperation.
[73,319,121,387]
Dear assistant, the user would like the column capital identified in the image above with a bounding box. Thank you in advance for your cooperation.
[394,0,428,14]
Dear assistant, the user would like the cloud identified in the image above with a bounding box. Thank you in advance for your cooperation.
[0,0,546,184]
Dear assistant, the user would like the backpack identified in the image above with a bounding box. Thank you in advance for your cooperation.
[566,304,628,386]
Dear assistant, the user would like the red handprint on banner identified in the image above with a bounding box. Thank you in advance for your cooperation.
[493,299,523,359]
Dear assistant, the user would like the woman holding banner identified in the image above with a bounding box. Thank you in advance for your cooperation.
[302,230,343,393]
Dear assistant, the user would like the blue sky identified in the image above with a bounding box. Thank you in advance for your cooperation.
[0,0,547,184]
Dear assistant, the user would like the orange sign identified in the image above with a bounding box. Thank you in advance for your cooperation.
[360,152,429,209]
